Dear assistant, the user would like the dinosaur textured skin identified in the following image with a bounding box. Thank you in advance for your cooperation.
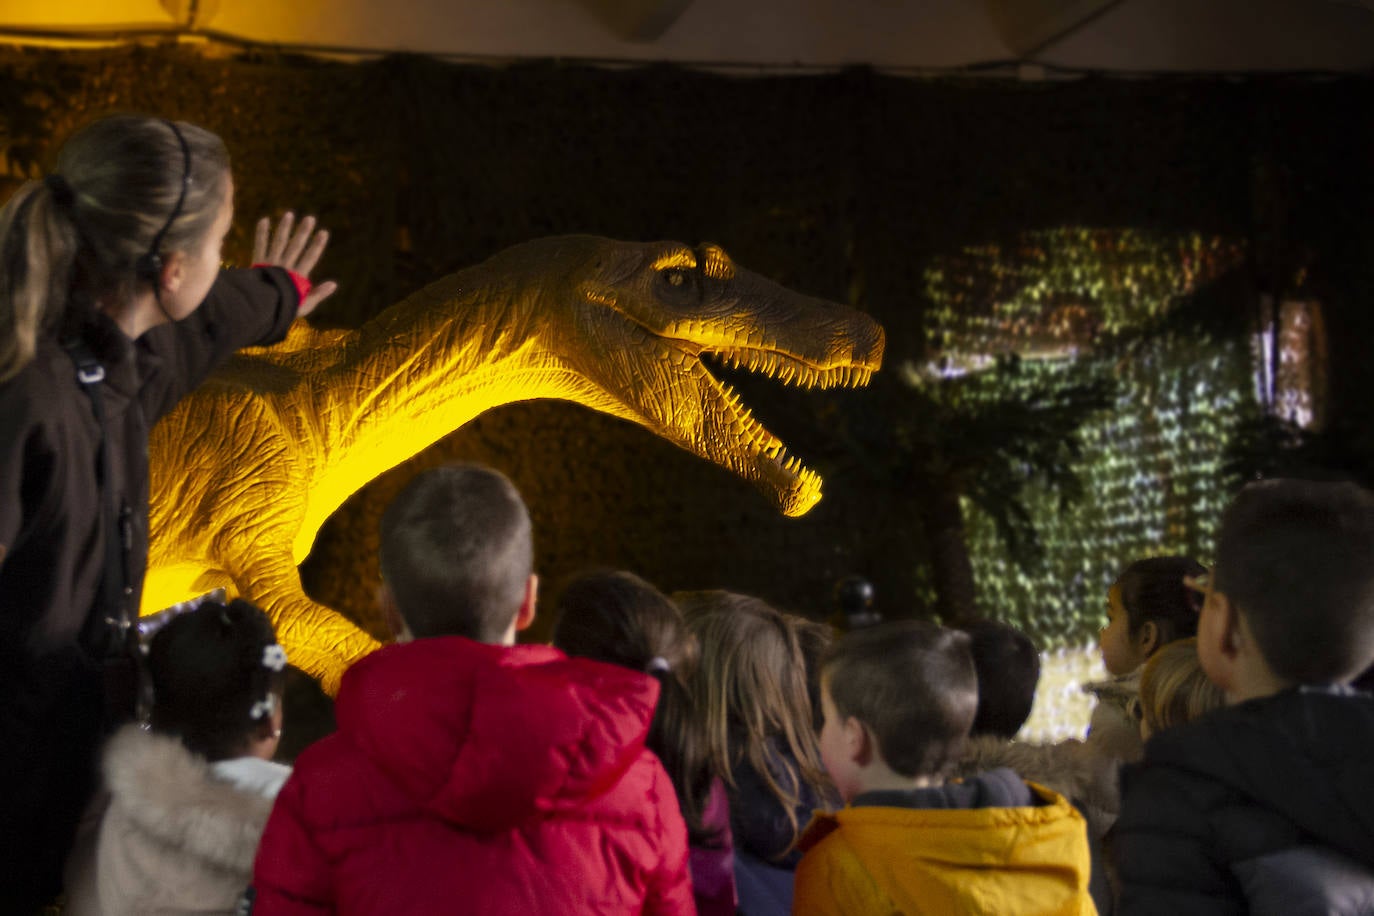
[144,236,885,692]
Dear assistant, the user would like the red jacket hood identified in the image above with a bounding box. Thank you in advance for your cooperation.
[334,637,660,833]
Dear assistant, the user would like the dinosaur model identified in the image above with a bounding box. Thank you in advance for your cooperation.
[144,236,885,692]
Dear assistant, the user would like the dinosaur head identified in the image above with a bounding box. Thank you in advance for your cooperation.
[504,236,884,517]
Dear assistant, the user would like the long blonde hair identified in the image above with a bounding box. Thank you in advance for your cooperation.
[1138,637,1225,737]
[0,115,229,381]
[675,590,829,853]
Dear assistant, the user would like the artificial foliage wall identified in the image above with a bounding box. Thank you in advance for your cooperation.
[1,47,1369,646]
[919,230,1255,645]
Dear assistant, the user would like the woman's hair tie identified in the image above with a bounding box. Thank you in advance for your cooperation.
[646,656,671,674]
[44,174,75,210]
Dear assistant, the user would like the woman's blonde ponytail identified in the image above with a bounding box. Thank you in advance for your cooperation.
[0,179,80,382]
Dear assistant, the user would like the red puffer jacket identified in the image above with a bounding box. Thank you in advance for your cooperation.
[252,637,696,915]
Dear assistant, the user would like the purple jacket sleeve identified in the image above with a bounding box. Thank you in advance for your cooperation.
[644,755,699,916]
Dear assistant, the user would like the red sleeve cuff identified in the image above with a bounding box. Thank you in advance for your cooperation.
[252,264,313,310]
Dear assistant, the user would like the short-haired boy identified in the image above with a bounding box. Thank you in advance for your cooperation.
[1112,478,1374,913]
[794,621,1096,916]
[251,464,694,914]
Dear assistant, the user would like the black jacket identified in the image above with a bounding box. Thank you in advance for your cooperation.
[0,267,297,910]
[729,740,839,916]
[1112,686,1374,916]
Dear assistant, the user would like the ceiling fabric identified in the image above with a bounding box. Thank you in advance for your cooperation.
[1,0,1370,72]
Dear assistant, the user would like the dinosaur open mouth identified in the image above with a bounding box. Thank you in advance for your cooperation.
[698,345,876,516]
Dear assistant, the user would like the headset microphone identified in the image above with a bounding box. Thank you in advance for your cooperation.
[136,119,193,324]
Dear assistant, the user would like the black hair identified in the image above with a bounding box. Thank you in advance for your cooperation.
[954,618,1040,739]
[822,621,978,780]
[553,570,720,847]
[147,599,284,762]
[1216,478,1374,684]
[379,463,533,643]
[1116,555,1207,646]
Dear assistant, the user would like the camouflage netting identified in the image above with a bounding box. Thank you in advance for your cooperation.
[2,47,1370,646]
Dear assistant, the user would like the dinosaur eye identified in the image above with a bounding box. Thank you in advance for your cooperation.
[663,268,689,287]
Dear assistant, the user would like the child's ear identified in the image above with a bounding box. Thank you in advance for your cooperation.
[1199,592,1240,697]
[515,574,539,632]
[845,716,872,766]
[1137,620,1161,657]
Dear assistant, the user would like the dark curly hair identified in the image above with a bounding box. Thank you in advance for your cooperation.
[147,599,285,761]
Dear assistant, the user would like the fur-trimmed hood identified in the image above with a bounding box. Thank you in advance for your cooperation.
[64,725,287,916]
[956,734,1121,839]
[102,725,278,873]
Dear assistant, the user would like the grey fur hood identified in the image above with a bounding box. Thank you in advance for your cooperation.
[956,734,1122,839]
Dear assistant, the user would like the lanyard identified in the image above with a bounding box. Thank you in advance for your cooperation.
[63,338,136,660]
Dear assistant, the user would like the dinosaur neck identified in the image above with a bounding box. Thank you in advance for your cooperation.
[295,274,575,556]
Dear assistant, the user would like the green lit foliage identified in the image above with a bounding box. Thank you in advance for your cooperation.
[918,228,1256,647]
[900,357,1115,574]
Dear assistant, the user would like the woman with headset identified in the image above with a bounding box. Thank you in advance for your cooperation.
[0,114,336,910]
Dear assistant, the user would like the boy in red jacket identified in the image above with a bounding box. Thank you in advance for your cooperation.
[251,464,695,915]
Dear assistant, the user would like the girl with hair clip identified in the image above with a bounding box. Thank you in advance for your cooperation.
[64,599,291,915]
[1087,555,1207,762]
[553,570,737,916]
[673,590,837,916]
[0,113,334,908]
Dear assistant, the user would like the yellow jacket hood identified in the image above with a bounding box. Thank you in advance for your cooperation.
[794,780,1097,916]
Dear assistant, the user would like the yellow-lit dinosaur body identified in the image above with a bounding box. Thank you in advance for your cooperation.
[144,236,884,692]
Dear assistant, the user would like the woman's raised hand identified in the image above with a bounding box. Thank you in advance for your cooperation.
[253,212,339,317]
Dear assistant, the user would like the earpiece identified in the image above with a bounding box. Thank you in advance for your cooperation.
[135,251,163,283]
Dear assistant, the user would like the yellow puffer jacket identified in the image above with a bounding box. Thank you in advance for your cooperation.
[792,782,1098,916]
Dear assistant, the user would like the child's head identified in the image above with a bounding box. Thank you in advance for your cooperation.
[148,599,287,762]
[378,463,536,645]
[675,590,829,846]
[819,621,977,801]
[553,569,696,675]
[1100,555,1206,676]
[1137,638,1224,739]
[954,618,1040,739]
[553,570,718,846]
[1202,479,1374,696]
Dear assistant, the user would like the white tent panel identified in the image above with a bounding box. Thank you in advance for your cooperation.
[1047,0,1374,72]
[0,0,1371,72]
[208,0,1007,68]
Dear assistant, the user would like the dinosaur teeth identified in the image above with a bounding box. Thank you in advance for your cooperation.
[713,348,874,390]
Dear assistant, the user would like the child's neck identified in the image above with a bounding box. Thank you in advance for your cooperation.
[1226,659,1295,704]
[853,766,941,798]
[1224,613,1296,704]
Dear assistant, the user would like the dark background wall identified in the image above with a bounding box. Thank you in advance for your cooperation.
[3,48,1370,641]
